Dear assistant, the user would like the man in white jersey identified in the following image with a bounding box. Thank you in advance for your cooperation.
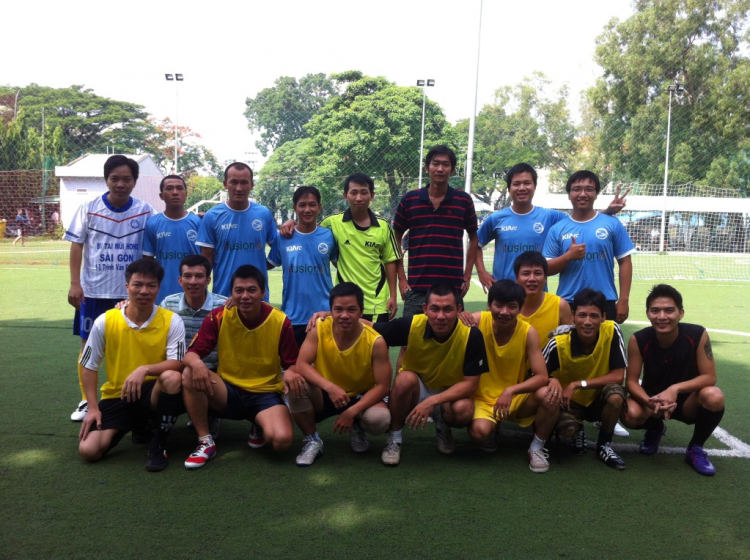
[64,155,157,422]
[196,162,276,298]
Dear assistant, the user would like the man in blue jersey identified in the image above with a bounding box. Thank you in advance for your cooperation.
[476,163,628,289]
[196,162,276,298]
[543,170,635,324]
[268,186,337,348]
[143,175,201,302]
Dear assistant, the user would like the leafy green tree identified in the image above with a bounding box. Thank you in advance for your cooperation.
[254,137,314,222]
[146,117,220,177]
[185,175,223,212]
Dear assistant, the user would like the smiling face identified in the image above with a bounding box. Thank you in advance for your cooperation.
[573,304,605,345]
[126,272,160,310]
[515,264,546,296]
[646,296,684,335]
[105,164,136,207]
[295,193,321,229]
[231,276,264,319]
[423,292,461,339]
[160,178,187,209]
[178,264,210,300]
[331,295,362,334]
[508,172,536,205]
[488,299,520,328]
[568,177,598,212]
[224,166,253,208]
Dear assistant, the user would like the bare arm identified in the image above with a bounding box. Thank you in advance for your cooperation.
[547,238,585,276]
[78,366,100,441]
[346,338,392,417]
[494,328,549,416]
[68,242,84,309]
[653,331,717,404]
[462,231,479,297]
[385,261,398,319]
[615,255,632,323]
[200,246,214,268]
[394,229,409,299]
[475,247,495,292]
[558,298,573,326]
[625,334,651,407]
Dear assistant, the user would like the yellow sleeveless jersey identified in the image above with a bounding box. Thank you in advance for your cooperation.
[474,312,530,403]
[102,307,171,400]
[402,315,470,390]
[553,320,615,407]
[314,316,381,397]
[519,292,561,347]
[217,306,286,393]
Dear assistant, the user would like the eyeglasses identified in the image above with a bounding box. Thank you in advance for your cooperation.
[570,186,597,194]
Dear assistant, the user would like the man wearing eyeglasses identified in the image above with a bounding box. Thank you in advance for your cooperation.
[542,171,635,324]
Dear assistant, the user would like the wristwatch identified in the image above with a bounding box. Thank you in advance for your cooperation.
[580,380,588,389]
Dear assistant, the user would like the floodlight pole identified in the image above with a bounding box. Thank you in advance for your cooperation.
[416,79,434,188]
[165,73,183,173]
[660,82,682,253]
[464,0,483,197]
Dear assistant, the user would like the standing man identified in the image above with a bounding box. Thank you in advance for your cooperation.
[543,170,635,324]
[143,175,201,303]
[287,283,392,466]
[12,208,31,247]
[393,145,478,314]
[475,163,627,289]
[64,155,157,422]
[196,162,276,298]
[542,289,628,470]
[78,258,186,472]
[622,284,725,476]
[268,186,337,347]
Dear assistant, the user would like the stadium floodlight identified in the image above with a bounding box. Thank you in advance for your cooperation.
[165,73,184,172]
[416,78,435,188]
[659,81,684,252]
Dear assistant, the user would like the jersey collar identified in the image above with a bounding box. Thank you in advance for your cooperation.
[342,208,380,227]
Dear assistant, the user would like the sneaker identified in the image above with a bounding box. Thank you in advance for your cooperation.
[350,422,369,453]
[571,428,587,454]
[435,418,455,455]
[146,442,168,472]
[597,443,626,470]
[70,400,88,422]
[528,448,550,473]
[381,440,402,466]
[184,440,217,469]
[596,421,630,437]
[296,438,324,467]
[478,426,499,453]
[685,445,716,476]
[247,422,266,449]
[639,423,667,456]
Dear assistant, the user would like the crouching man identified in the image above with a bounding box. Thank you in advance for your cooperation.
[287,282,392,466]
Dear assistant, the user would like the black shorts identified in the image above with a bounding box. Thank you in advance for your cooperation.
[217,380,285,422]
[293,324,308,349]
[313,392,364,423]
[669,393,694,424]
[604,300,617,322]
[362,313,390,323]
[98,382,156,433]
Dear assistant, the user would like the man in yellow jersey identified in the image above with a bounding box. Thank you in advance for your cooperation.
[78,259,186,472]
[181,265,297,469]
[371,283,489,466]
[286,282,392,466]
[542,289,628,469]
[460,280,560,472]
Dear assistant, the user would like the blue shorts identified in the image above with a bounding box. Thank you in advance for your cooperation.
[73,298,120,339]
[217,380,285,422]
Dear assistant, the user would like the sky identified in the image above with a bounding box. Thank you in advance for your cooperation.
[3,0,635,167]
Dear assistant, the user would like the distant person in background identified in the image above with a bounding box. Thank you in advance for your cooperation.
[143,175,201,303]
[12,208,30,247]
[64,155,157,423]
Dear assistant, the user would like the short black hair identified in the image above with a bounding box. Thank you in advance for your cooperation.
[329,282,364,311]
[159,174,186,192]
[425,145,457,171]
[179,254,212,277]
[566,170,601,194]
[125,258,164,285]
[224,162,254,182]
[646,284,684,311]
[505,163,538,189]
[425,282,460,307]
[293,185,322,205]
[514,251,548,277]
[487,279,526,307]
[230,265,266,293]
[571,288,607,315]
[104,155,139,181]
[343,173,374,194]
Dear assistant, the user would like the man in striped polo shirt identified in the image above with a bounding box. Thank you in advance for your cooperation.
[393,145,479,316]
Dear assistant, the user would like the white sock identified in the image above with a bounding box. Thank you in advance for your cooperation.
[388,429,403,444]
[199,434,214,446]
[305,432,321,443]
[529,435,545,452]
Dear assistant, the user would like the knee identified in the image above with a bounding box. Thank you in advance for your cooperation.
[606,393,625,411]
[447,399,474,427]
[288,386,314,414]
[271,431,293,452]
[621,400,642,427]
[391,370,419,397]
[181,368,194,391]
[699,386,725,410]
[468,420,493,443]
[359,407,391,435]
[78,440,102,463]
[160,370,182,394]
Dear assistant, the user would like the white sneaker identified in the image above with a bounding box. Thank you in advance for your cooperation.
[296,438,323,466]
[381,439,401,466]
[528,447,550,473]
[350,422,369,453]
[71,400,88,422]
[595,421,630,437]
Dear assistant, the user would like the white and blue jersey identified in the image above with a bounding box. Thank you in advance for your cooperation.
[267,226,337,326]
[143,213,201,302]
[196,202,276,298]
[478,206,568,281]
[543,212,635,301]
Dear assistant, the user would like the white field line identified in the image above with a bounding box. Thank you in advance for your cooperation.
[0,249,68,254]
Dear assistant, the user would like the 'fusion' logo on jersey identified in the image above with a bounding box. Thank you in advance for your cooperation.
[288,264,325,275]
[533,222,544,234]
[224,241,263,251]
[318,243,329,255]
[595,228,608,240]
[503,242,541,253]
[252,219,263,231]
[584,250,607,261]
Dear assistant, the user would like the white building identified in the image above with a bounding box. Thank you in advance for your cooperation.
[56,153,165,229]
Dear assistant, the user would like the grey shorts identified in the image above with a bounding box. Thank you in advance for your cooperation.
[402,290,425,317]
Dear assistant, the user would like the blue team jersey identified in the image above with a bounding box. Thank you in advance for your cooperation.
[477,206,568,281]
[267,226,338,325]
[543,212,635,301]
[143,213,201,302]
[196,202,277,298]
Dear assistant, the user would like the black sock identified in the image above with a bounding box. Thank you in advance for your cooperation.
[642,417,665,432]
[688,407,725,448]
[154,392,184,445]
[597,430,614,448]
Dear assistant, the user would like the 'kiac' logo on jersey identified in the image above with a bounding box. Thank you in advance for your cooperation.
[220,223,238,230]
[157,231,172,239]
[499,225,518,232]
[562,233,579,241]
[286,245,303,252]
[365,241,381,248]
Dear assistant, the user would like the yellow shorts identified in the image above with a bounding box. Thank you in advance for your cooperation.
[473,393,534,427]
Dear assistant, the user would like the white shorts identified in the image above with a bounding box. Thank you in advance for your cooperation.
[416,376,445,408]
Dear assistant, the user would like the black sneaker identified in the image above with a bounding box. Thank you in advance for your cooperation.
[597,443,625,470]
[146,443,168,472]
[571,428,587,455]
[639,423,666,456]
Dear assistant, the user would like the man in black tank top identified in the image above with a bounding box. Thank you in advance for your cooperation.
[622,284,725,476]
